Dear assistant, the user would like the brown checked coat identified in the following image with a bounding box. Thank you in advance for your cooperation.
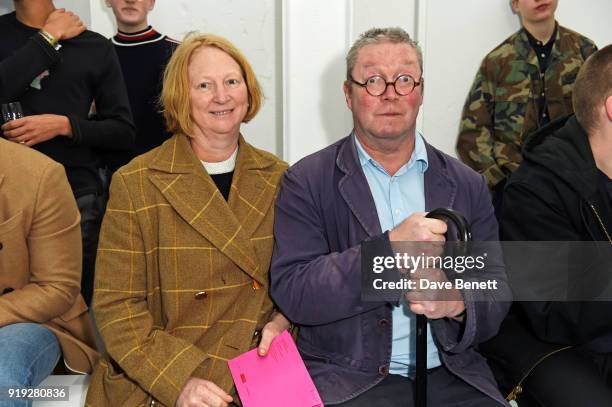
[85,134,287,407]
[0,138,99,374]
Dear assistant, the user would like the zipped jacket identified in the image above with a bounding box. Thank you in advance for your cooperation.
[481,115,612,398]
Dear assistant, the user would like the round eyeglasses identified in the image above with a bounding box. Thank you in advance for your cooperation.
[349,74,421,96]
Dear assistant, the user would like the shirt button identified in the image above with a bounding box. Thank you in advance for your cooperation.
[541,92,545,96]
[194,291,208,300]
[542,113,547,118]
[541,73,545,78]
[394,209,401,215]
[378,365,390,376]
[541,53,546,58]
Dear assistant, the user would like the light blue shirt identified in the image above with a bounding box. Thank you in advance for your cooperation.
[354,133,441,377]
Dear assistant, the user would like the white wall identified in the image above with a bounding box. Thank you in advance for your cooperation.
[0,0,90,25]
[282,0,416,163]
[3,0,610,161]
[420,0,611,158]
[89,0,282,157]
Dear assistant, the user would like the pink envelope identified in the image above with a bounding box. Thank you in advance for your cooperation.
[228,330,324,407]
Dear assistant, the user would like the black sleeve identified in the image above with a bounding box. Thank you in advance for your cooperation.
[68,41,135,150]
[502,181,612,345]
[0,34,60,103]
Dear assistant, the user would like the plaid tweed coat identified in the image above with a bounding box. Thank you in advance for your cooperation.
[85,134,287,407]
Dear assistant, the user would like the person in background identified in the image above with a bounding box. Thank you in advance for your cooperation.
[271,27,510,407]
[0,0,136,305]
[0,138,99,407]
[456,0,597,218]
[85,33,290,407]
[103,0,178,172]
[482,44,612,407]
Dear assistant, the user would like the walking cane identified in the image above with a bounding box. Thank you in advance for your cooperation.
[414,208,472,407]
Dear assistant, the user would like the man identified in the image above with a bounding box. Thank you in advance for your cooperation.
[0,138,99,394]
[103,0,178,171]
[456,0,597,216]
[271,28,511,406]
[482,45,612,407]
[0,0,135,305]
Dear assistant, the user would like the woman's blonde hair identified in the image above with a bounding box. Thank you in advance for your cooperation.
[160,32,263,136]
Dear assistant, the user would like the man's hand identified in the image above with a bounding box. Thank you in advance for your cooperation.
[258,312,291,356]
[406,268,465,321]
[175,378,233,407]
[2,114,72,146]
[42,8,85,41]
[389,212,447,242]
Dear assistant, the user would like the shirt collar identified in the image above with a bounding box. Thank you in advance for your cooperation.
[354,131,428,175]
[201,146,238,175]
[524,24,557,50]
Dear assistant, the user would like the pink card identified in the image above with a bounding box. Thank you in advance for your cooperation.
[228,330,324,407]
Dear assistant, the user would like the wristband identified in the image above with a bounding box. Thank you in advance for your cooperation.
[39,30,61,51]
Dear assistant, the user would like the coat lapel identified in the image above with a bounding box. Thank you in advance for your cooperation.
[336,135,382,238]
[227,137,283,241]
[147,135,264,284]
[423,141,457,211]
[336,135,457,236]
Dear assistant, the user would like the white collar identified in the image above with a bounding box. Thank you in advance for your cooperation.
[201,146,238,174]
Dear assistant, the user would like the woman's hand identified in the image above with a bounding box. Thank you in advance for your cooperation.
[258,312,291,356]
[175,377,233,407]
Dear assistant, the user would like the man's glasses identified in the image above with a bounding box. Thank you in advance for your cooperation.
[349,74,421,96]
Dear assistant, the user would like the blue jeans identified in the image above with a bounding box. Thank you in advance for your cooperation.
[0,323,60,407]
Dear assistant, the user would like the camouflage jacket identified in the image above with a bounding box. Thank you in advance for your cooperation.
[457,24,597,188]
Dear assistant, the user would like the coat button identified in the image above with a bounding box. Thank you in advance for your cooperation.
[378,319,390,327]
[194,291,208,300]
[378,365,389,376]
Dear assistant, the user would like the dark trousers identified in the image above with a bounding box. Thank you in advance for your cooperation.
[336,366,499,407]
[76,193,106,305]
[523,348,612,407]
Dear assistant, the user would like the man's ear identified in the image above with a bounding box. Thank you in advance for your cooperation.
[510,0,519,14]
[343,80,352,110]
[149,0,156,11]
[606,95,612,122]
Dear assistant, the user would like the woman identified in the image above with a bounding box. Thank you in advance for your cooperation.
[85,33,290,407]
